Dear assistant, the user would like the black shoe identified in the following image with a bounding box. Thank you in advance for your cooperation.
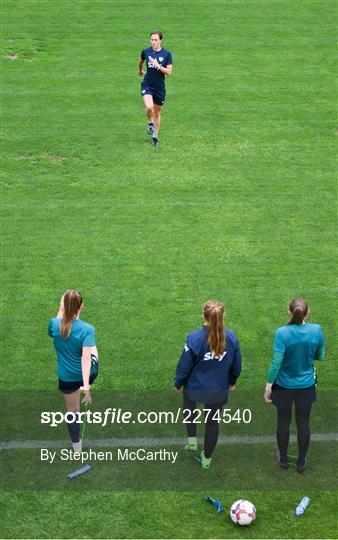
[296,458,307,473]
[147,123,154,135]
[151,137,159,148]
[275,449,288,469]
[278,457,289,469]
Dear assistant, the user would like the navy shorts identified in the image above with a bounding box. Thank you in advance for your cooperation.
[141,82,166,106]
[59,355,99,394]
[272,383,316,409]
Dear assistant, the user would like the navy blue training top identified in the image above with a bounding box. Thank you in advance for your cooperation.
[141,47,173,89]
[175,326,242,403]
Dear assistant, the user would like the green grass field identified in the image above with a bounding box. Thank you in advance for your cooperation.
[1,0,337,538]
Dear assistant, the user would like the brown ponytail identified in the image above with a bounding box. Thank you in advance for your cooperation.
[60,290,83,339]
[288,298,308,325]
[203,300,225,357]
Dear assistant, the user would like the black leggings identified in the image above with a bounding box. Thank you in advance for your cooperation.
[183,390,225,459]
[276,404,312,462]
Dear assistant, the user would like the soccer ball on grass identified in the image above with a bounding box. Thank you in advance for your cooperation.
[230,499,256,526]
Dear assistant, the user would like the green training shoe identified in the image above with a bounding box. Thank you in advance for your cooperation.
[201,451,212,470]
[184,437,197,452]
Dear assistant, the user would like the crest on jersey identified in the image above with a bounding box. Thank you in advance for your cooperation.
[159,56,164,62]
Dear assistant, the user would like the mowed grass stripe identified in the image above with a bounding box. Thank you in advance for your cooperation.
[1,441,337,492]
[1,490,337,539]
[1,432,338,451]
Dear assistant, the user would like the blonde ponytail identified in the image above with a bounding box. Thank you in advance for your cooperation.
[60,290,83,339]
[203,300,225,357]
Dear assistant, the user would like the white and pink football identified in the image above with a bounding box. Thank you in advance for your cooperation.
[230,499,256,526]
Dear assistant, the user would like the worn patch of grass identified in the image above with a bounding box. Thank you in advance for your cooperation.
[1,490,337,539]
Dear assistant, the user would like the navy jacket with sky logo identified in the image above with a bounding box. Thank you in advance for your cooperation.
[175,325,242,403]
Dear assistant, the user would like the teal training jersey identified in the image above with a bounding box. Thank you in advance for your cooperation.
[272,323,324,388]
[48,318,96,381]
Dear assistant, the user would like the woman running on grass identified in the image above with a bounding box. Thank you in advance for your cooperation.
[264,298,325,473]
[175,300,242,469]
[48,290,99,452]
[138,30,173,148]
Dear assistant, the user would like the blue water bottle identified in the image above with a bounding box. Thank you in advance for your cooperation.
[295,497,310,516]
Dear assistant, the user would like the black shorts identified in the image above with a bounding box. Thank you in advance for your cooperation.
[272,383,316,409]
[141,82,166,106]
[59,355,99,394]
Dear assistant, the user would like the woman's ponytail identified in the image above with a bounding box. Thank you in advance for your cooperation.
[203,300,225,357]
[288,298,308,325]
[60,290,83,339]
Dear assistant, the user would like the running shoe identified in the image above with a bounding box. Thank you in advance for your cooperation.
[278,457,289,469]
[275,448,289,469]
[147,123,154,135]
[184,437,197,452]
[296,458,308,473]
[201,450,212,470]
[72,439,82,453]
[151,137,159,148]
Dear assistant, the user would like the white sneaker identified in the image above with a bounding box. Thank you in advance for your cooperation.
[72,439,82,453]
